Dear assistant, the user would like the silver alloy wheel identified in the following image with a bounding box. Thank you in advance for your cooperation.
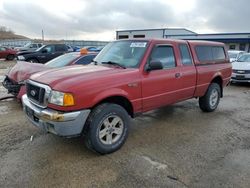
[98,115,124,145]
[209,89,219,108]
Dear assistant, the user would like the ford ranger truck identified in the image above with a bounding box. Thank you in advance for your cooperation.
[22,39,232,154]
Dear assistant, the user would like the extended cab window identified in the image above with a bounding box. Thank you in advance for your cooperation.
[150,46,176,69]
[196,46,226,62]
[179,44,192,65]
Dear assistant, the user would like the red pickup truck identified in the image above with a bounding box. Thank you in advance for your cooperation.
[22,39,232,154]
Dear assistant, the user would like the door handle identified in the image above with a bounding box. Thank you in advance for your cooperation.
[175,73,181,78]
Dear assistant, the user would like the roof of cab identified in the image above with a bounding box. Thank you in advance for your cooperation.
[117,38,225,46]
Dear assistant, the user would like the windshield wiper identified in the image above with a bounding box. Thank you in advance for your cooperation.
[102,61,126,69]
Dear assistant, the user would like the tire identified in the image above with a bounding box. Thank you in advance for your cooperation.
[199,83,221,112]
[6,54,15,61]
[27,58,39,63]
[84,103,130,154]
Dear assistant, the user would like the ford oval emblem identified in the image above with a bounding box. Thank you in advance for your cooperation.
[30,90,37,97]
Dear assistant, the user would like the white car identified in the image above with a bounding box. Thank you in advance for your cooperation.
[231,53,250,83]
[228,50,246,62]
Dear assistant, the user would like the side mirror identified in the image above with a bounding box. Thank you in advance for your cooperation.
[41,49,48,53]
[146,60,163,71]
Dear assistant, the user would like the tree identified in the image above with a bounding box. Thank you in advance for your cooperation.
[0,26,14,34]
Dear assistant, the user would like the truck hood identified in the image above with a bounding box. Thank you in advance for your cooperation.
[8,61,48,82]
[30,65,137,89]
[232,61,250,70]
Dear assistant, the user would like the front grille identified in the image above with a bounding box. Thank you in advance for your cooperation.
[233,69,250,74]
[26,80,51,107]
[233,77,250,80]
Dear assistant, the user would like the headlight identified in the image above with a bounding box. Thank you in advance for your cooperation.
[17,55,25,61]
[48,90,75,106]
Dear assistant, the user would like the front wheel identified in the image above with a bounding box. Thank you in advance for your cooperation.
[199,83,221,112]
[6,54,15,60]
[84,103,130,154]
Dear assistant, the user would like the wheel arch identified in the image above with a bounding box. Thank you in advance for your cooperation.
[211,75,223,97]
[93,95,134,118]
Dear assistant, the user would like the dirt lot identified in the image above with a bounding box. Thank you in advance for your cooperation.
[0,60,250,188]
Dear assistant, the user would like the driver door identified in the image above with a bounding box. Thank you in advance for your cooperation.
[141,44,181,112]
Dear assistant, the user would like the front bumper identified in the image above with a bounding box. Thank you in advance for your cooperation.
[22,94,91,137]
[231,72,250,83]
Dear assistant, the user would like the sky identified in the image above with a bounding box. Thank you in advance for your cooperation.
[0,0,249,41]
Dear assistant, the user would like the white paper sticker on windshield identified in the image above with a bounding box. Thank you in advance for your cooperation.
[130,42,147,48]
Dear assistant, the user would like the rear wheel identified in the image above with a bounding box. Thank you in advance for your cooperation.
[199,83,221,112]
[84,103,130,154]
[27,58,39,63]
[6,54,15,61]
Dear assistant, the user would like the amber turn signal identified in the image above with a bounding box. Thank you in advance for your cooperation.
[63,93,75,106]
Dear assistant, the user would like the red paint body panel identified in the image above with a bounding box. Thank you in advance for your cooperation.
[8,61,48,83]
[29,39,232,115]
[6,53,96,99]
[0,47,17,59]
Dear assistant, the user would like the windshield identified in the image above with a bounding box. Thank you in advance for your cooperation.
[35,45,45,52]
[228,52,237,58]
[24,43,31,47]
[45,52,80,68]
[94,41,148,68]
[237,54,250,62]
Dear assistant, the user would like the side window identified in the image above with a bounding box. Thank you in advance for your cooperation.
[196,45,226,62]
[212,46,225,60]
[179,44,193,65]
[0,47,6,51]
[196,46,213,62]
[55,45,67,52]
[43,45,55,53]
[150,46,176,69]
[31,44,37,48]
[75,55,96,65]
[38,44,42,47]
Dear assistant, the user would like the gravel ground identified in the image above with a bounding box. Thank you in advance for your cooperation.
[0,60,250,187]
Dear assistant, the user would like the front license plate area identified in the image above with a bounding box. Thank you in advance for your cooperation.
[236,75,245,79]
[25,106,34,119]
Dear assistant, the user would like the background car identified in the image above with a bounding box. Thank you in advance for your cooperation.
[228,50,246,62]
[231,53,250,83]
[72,46,81,52]
[83,46,102,52]
[66,45,74,52]
[0,46,17,60]
[14,43,43,52]
[3,52,97,99]
[17,44,69,63]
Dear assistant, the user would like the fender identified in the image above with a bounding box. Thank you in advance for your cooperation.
[92,88,130,106]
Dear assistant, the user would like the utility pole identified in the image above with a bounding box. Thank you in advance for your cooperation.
[42,29,44,41]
